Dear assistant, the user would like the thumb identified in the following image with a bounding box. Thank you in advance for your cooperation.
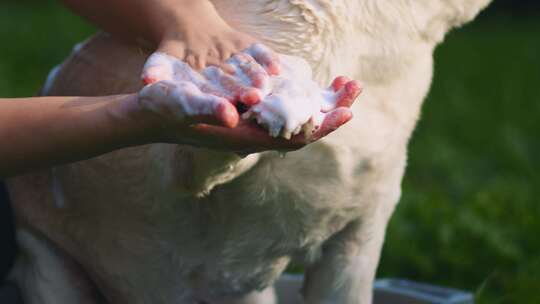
[186,101,239,128]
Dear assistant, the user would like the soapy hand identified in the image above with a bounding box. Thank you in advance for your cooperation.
[139,80,240,129]
[142,44,279,107]
[139,44,360,152]
[156,1,280,73]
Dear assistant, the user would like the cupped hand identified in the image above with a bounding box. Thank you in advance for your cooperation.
[138,80,240,129]
[138,78,360,154]
[138,44,360,153]
[242,55,362,139]
[181,105,355,155]
[184,74,362,154]
[142,43,280,104]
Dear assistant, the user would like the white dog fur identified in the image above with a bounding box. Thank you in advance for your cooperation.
[6,0,491,303]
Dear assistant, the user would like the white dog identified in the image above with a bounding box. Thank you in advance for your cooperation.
[6,1,491,303]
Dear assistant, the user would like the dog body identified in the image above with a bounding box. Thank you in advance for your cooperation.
[7,1,490,303]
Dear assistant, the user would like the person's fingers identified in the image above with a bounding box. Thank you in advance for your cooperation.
[186,99,239,128]
[194,54,206,71]
[207,47,219,60]
[141,52,176,85]
[214,101,240,128]
[185,53,198,71]
[140,80,239,128]
[216,41,233,63]
[201,66,239,101]
[179,84,240,128]
[310,107,353,142]
[142,50,207,86]
[223,54,267,103]
[244,43,281,75]
[203,66,263,105]
[158,39,187,61]
[330,76,351,92]
[320,79,362,112]
[142,66,169,85]
[143,39,189,84]
[239,89,263,106]
[219,63,237,75]
[205,52,223,69]
[228,53,270,90]
[333,80,362,109]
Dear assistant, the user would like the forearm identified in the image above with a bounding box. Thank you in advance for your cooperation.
[0,94,156,178]
[60,0,208,47]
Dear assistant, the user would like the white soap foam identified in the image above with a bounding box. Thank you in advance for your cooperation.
[242,55,335,138]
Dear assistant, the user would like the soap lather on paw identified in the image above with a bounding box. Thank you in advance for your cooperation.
[141,43,361,140]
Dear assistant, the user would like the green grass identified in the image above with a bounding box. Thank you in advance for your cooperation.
[378,13,540,304]
[0,0,95,97]
[1,2,539,303]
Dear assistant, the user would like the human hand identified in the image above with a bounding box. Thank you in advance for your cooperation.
[181,100,357,155]
[242,55,361,139]
[155,0,280,73]
[138,79,359,154]
[142,43,280,104]
[138,80,240,129]
[139,46,360,153]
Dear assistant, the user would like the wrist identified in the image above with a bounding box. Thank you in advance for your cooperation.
[107,94,166,146]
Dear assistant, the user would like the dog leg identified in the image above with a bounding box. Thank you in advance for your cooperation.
[301,181,401,304]
[301,219,385,304]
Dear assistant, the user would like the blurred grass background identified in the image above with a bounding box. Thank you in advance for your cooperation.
[0,0,538,303]
[377,6,540,304]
